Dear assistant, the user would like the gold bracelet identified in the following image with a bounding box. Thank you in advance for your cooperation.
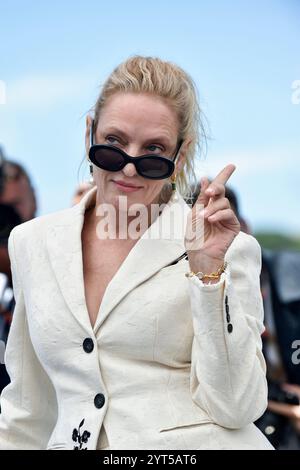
[185,261,227,280]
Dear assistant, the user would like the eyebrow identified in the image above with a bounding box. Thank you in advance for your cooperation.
[100,127,173,148]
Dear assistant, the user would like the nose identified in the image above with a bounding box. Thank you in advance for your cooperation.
[122,144,140,177]
[122,162,137,177]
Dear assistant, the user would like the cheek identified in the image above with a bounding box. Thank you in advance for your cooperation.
[94,169,110,186]
[141,181,165,202]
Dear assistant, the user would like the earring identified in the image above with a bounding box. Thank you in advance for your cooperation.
[89,163,94,184]
[170,173,179,201]
[171,173,177,191]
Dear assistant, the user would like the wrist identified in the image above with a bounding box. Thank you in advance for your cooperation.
[186,253,227,284]
[187,252,225,275]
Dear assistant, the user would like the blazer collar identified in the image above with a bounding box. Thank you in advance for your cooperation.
[46,186,191,335]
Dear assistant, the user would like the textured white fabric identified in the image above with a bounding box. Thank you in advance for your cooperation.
[0,186,273,449]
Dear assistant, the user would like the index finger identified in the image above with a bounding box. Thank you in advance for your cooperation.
[212,164,236,186]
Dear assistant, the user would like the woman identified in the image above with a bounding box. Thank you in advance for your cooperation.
[0,56,273,450]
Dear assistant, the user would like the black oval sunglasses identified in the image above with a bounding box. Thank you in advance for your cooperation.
[88,120,183,180]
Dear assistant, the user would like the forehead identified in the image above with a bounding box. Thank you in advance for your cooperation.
[97,92,179,142]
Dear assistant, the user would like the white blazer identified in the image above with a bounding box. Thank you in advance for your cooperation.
[0,186,273,450]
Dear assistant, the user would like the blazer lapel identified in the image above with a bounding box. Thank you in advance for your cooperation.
[46,188,97,334]
[46,186,191,335]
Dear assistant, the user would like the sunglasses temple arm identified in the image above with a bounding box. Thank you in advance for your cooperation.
[173,139,184,163]
[90,119,94,147]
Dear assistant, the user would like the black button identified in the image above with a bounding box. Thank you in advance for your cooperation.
[225,295,229,305]
[225,303,230,315]
[94,393,105,409]
[83,338,94,353]
[226,312,231,323]
[227,323,233,333]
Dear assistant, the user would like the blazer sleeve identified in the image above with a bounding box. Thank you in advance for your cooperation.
[0,227,58,450]
[187,232,268,429]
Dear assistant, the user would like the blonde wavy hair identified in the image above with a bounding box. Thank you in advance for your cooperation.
[90,55,207,203]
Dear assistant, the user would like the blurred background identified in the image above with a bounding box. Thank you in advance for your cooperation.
[0,0,299,247]
[0,0,300,449]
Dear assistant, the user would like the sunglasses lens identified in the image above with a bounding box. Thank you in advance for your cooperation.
[91,147,125,171]
[138,158,173,179]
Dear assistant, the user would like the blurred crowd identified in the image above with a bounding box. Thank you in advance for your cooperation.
[1,146,300,449]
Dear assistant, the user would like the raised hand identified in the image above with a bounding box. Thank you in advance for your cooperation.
[185,164,241,282]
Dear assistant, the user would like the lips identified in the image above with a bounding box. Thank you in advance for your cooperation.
[113,180,142,189]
